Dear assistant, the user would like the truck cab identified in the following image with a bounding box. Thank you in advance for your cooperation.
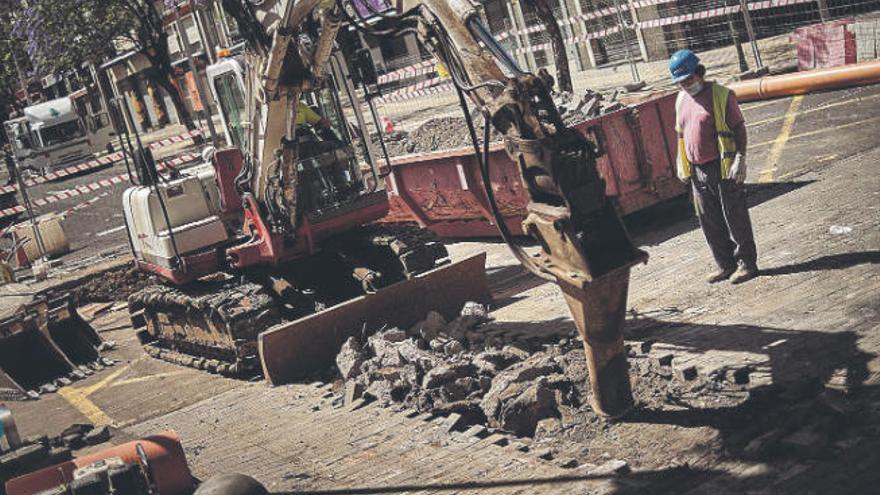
[3,97,96,175]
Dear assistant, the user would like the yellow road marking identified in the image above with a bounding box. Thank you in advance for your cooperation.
[742,99,787,112]
[110,370,188,388]
[749,93,880,127]
[58,387,115,426]
[759,95,804,183]
[751,115,880,150]
[57,366,129,427]
[79,366,129,396]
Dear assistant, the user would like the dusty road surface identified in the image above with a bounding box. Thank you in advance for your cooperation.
[5,83,880,494]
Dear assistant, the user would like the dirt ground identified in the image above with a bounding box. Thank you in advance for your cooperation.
[3,83,879,494]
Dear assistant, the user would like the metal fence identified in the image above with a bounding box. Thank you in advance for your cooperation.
[369,0,880,133]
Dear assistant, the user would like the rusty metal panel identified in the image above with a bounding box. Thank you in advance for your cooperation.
[258,253,490,385]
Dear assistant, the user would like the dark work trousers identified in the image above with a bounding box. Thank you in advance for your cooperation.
[692,160,758,271]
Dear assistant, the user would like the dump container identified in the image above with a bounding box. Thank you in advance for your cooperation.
[382,92,685,238]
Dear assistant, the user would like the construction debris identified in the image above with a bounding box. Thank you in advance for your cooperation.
[335,303,574,437]
[372,90,627,157]
[555,88,627,125]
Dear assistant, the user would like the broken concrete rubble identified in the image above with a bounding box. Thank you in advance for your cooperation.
[336,337,367,380]
[336,302,580,438]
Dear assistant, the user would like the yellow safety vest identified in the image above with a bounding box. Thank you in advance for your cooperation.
[295,101,322,126]
[675,83,738,180]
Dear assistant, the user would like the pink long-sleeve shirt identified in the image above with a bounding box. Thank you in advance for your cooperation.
[677,83,745,165]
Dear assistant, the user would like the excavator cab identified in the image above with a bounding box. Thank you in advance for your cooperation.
[295,79,367,213]
[208,53,379,216]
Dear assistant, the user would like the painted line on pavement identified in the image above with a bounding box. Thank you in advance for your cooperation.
[97,226,126,237]
[751,115,880,150]
[57,366,129,427]
[57,387,115,426]
[759,95,804,183]
[110,370,189,388]
[750,93,880,128]
[742,99,787,112]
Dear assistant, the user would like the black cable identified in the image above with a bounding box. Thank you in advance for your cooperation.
[433,23,505,93]
[335,0,416,37]
[478,116,554,282]
[455,85,482,161]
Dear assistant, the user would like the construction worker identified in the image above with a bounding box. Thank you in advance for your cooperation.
[670,49,758,284]
[294,100,340,159]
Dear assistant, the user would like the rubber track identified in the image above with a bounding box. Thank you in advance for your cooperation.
[128,224,449,377]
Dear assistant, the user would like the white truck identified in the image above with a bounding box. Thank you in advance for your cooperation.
[3,96,113,175]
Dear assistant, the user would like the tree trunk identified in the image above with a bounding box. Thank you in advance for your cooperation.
[525,0,573,93]
[145,67,196,131]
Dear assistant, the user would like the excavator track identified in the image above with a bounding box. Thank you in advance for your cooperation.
[128,281,281,376]
[128,224,449,377]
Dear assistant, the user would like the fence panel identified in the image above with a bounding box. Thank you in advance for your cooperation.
[360,0,880,154]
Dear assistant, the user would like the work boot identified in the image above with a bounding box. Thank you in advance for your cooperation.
[707,267,736,284]
[730,262,758,285]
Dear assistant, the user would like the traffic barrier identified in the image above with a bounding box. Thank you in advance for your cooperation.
[377,77,454,103]
[378,59,436,85]
[148,129,203,150]
[0,152,124,196]
[0,152,201,220]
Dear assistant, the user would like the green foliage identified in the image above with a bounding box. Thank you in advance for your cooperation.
[12,0,175,75]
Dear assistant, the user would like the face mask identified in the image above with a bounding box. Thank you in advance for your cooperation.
[684,80,704,96]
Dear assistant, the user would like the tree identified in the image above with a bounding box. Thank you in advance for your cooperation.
[523,0,573,93]
[12,0,197,130]
[0,1,31,122]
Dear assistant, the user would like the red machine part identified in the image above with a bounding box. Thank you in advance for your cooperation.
[134,249,222,285]
[382,92,686,238]
[213,148,245,215]
[5,431,194,495]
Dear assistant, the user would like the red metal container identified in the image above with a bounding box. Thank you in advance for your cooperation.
[793,19,856,71]
[382,92,686,238]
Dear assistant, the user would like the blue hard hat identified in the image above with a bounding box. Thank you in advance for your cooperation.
[669,49,700,83]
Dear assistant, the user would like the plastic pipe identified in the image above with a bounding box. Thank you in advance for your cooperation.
[6,431,193,495]
[729,60,880,102]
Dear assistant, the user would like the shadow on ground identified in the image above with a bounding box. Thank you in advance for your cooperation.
[626,180,813,246]
[760,250,880,277]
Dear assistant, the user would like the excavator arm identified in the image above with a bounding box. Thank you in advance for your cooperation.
[220,0,646,417]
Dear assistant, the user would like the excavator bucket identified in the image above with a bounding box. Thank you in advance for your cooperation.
[0,284,107,396]
[259,253,491,385]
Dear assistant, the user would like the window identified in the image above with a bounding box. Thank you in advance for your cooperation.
[212,71,247,150]
[39,121,85,147]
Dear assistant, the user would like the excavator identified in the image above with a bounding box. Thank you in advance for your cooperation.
[124,0,647,418]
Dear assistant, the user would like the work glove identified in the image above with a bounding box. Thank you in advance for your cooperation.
[728,153,747,184]
[677,166,689,184]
